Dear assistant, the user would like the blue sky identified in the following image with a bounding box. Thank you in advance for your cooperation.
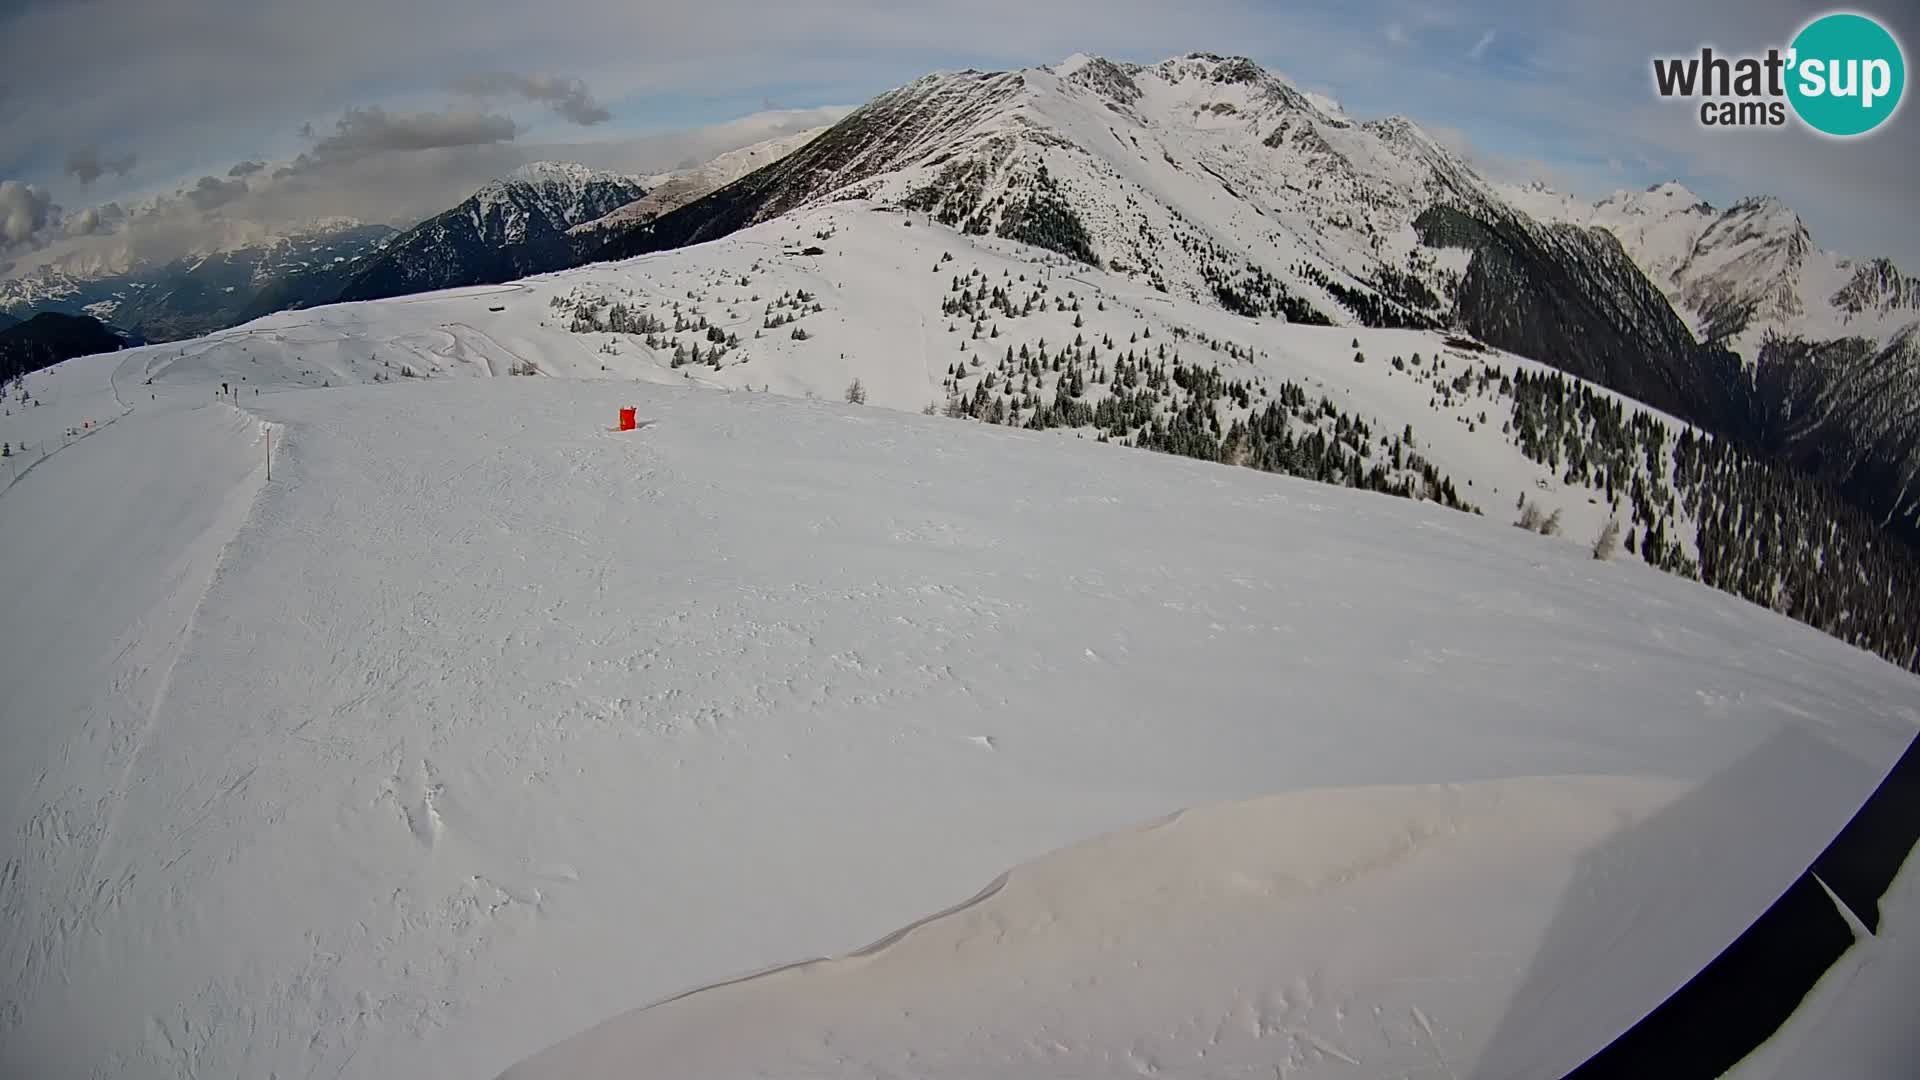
[1,0,1913,269]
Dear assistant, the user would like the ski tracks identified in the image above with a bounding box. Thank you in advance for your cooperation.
[3,406,274,1041]
[89,410,272,880]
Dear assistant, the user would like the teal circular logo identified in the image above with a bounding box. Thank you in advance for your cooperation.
[1787,12,1906,136]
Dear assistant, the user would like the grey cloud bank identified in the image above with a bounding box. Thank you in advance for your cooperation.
[64,148,138,186]
[0,104,848,274]
[285,107,521,174]
[454,72,612,125]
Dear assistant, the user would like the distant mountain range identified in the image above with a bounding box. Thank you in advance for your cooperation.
[0,222,396,342]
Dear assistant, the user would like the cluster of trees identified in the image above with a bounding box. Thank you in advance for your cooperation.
[940,273,1070,323]
[551,279,828,371]
[932,271,1475,513]
[901,156,1099,267]
[558,299,667,336]
[762,289,823,329]
[1503,367,1920,672]
[902,154,999,232]
[996,166,1100,268]
[1368,262,1444,316]
[1674,430,1920,669]
[1177,229,1330,324]
[1220,396,1473,508]
[1291,261,1438,330]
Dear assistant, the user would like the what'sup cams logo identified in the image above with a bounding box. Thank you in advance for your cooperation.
[1652,11,1906,136]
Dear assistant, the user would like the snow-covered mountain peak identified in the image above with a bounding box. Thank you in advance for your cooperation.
[1832,256,1920,316]
[1057,55,1147,106]
[466,163,647,228]
[1155,51,1270,86]
[1714,194,1812,255]
[1360,114,1457,163]
[588,50,1525,330]
[1670,193,1814,337]
[1726,191,1795,215]
[335,164,645,302]
[1049,52,1098,76]
[1645,178,1704,200]
[505,160,608,187]
[1513,175,1904,356]
[1597,181,1713,218]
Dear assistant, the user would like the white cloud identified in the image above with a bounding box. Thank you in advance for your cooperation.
[1468,29,1496,61]
[0,181,60,255]
[1384,22,1409,47]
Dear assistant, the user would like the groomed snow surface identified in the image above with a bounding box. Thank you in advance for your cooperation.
[3,234,1919,1078]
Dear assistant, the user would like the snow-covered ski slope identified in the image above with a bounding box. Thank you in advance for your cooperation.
[63,204,1715,557]
[2,210,1917,1079]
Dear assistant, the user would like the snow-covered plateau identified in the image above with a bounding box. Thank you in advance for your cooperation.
[1,203,1916,1079]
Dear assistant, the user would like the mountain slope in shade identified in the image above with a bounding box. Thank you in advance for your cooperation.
[335,163,646,304]
[0,311,126,382]
[1752,327,1920,529]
